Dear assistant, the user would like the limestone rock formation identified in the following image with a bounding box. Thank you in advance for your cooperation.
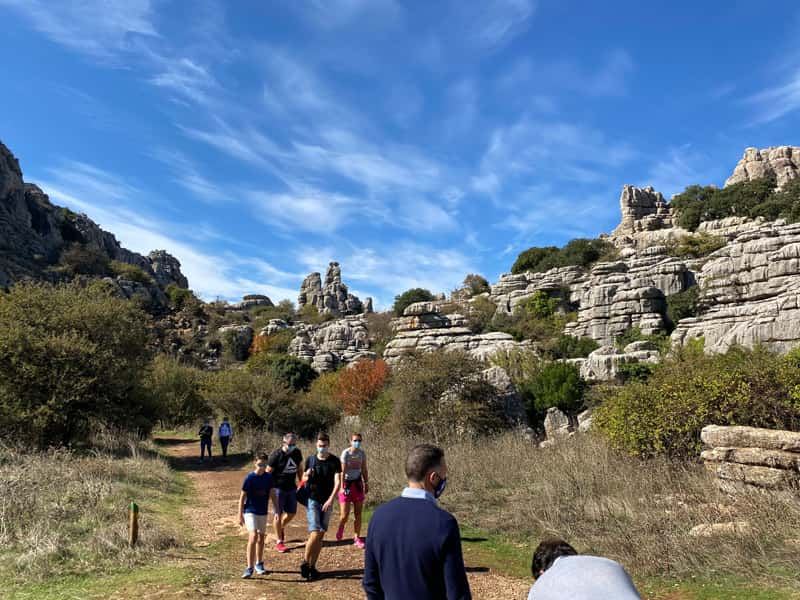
[230,294,273,311]
[725,146,800,189]
[260,319,290,336]
[701,425,800,491]
[671,221,800,353]
[298,262,364,317]
[571,341,661,381]
[612,185,673,237]
[0,141,189,295]
[384,303,531,367]
[481,365,526,424]
[288,315,375,372]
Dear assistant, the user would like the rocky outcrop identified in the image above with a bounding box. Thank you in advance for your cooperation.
[671,221,800,353]
[288,315,375,372]
[612,185,673,237]
[490,266,585,316]
[571,341,661,381]
[701,425,800,491]
[564,249,691,345]
[230,294,273,311]
[0,141,189,295]
[384,303,531,367]
[725,146,800,189]
[482,365,526,423]
[298,262,364,317]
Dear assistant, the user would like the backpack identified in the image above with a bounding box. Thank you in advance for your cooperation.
[296,455,316,507]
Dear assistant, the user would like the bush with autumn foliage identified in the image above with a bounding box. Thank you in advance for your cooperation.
[333,358,390,415]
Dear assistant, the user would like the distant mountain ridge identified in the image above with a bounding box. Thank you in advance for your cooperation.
[0,140,188,293]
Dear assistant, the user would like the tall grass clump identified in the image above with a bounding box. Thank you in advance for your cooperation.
[0,441,184,584]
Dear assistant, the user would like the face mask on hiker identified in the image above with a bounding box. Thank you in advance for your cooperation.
[352,438,362,449]
[429,466,447,499]
[283,435,297,453]
[317,443,329,457]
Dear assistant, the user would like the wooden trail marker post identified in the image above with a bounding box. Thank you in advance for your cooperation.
[129,501,139,547]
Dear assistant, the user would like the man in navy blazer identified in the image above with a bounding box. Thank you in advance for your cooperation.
[362,444,471,600]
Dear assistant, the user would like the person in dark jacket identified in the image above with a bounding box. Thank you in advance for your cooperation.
[198,419,213,461]
[363,443,471,600]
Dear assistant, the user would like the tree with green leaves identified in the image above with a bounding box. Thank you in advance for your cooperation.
[393,287,435,316]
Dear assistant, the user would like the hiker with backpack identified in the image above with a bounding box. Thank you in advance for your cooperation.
[299,432,341,581]
[218,417,233,459]
[336,432,368,549]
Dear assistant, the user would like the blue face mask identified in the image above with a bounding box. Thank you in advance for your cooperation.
[286,444,296,453]
[352,441,362,449]
[433,475,447,499]
[317,446,329,456]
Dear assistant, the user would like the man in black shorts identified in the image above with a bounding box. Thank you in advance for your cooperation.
[267,432,302,553]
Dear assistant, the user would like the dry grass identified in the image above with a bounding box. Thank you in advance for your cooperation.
[338,425,800,582]
[0,439,184,583]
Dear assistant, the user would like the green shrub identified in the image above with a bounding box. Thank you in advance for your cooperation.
[614,327,670,353]
[165,284,197,310]
[510,238,617,275]
[666,285,700,330]
[519,361,586,427]
[594,345,800,457]
[365,311,394,356]
[0,281,154,447]
[388,350,507,442]
[666,233,726,259]
[393,287,435,316]
[552,335,599,359]
[251,299,296,325]
[246,352,318,391]
[144,355,208,428]
[616,362,655,383]
[251,329,295,354]
[57,243,111,276]
[297,303,334,324]
[670,178,780,231]
[466,296,497,334]
[201,368,293,429]
[462,273,491,296]
[109,260,153,285]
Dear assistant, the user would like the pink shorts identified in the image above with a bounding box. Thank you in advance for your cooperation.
[338,480,365,504]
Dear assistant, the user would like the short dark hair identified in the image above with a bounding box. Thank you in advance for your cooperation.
[317,432,330,443]
[531,538,577,578]
[256,453,269,462]
[405,444,444,483]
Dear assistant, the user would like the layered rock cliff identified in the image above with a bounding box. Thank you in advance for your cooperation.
[298,262,371,317]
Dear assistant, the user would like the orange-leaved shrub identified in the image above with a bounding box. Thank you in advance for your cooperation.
[334,358,390,415]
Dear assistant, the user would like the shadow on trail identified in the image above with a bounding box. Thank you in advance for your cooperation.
[153,437,251,472]
[318,567,365,580]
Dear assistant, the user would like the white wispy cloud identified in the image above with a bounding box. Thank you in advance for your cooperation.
[296,0,402,30]
[0,0,157,61]
[745,67,800,125]
[34,162,300,302]
[150,148,229,204]
[459,0,537,50]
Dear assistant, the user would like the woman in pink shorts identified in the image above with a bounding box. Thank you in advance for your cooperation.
[335,432,368,548]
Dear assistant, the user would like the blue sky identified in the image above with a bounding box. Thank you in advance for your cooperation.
[1,1,799,307]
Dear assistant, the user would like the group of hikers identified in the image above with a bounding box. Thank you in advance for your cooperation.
[218,424,641,598]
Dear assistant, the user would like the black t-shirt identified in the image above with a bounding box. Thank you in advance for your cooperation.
[268,447,303,491]
[199,425,213,440]
[306,454,341,503]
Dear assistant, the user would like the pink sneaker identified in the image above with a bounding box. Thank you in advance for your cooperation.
[354,536,365,549]
[275,541,288,553]
[336,524,344,541]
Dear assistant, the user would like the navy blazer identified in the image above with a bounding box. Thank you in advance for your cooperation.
[363,495,471,600]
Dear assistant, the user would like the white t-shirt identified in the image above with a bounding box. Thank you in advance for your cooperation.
[527,555,640,600]
[340,447,366,481]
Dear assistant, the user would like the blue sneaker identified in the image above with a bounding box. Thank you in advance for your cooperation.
[255,562,267,575]
[242,566,254,579]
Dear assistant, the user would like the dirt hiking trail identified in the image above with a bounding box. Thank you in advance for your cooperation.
[159,437,530,599]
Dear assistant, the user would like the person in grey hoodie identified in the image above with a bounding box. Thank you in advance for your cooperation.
[527,538,640,600]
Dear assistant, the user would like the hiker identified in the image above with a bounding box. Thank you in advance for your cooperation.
[267,432,302,553]
[238,453,273,579]
[336,432,368,548]
[527,538,640,599]
[363,444,471,600]
[198,419,213,461]
[218,417,233,459]
[300,432,341,581]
